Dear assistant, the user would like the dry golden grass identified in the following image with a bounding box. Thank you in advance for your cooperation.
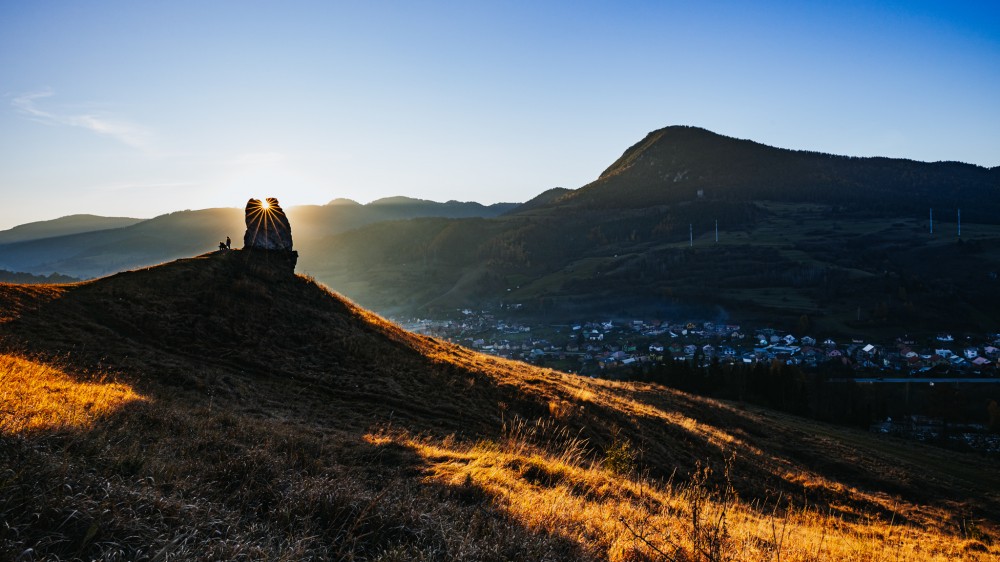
[383,418,997,561]
[0,353,145,433]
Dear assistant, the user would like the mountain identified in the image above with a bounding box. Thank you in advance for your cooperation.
[0,269,79,284]
[0,198,518,279]
[530,126,999,214]
[302,127,1000,335]
[0,214,145,245]
[2,250,997,559]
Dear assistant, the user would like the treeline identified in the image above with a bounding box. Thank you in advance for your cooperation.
[0,269,79,284]
[625,358,1000,435]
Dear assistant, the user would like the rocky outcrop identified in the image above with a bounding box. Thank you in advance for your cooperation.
[242,197,297,274]
[243,198,293,251]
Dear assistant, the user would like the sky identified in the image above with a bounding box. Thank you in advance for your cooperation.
[1,1,998,230]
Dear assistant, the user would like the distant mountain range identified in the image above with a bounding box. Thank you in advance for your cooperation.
[3,126,998,335]
[0,197,516,279]
[0,214,145,245]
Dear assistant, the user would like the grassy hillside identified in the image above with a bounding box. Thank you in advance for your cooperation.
[1,251,997,560]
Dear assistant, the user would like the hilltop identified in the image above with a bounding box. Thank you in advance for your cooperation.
[1,251,998,560]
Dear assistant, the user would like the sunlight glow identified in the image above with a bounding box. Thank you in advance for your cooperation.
[0,354,146,433]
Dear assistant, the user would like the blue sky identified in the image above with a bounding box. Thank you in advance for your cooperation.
[1,1,998,229]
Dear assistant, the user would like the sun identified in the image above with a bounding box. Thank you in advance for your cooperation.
[260,198,271,210]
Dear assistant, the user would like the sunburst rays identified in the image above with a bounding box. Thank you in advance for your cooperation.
[245,197,283,249]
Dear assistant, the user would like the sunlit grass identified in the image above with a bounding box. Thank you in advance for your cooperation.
[0,353,145,433]
[381,419,997,561]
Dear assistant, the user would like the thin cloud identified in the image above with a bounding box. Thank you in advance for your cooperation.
[232,152,287,166]
[97,181,198,193]
[12,89,154,151]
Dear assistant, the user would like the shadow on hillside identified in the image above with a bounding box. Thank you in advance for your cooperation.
[0,397,595,561]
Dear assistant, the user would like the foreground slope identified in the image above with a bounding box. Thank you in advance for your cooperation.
[1,251,998,560]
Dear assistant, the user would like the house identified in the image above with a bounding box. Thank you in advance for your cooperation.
[649,343,665,353]
[936,334,954,342]
[972,356,991,367]
[801,336,817,346]
[783,334,798,345]
[964,347,979,360]
[823,338,836,347]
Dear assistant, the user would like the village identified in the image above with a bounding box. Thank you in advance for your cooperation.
[400,308,1000,379]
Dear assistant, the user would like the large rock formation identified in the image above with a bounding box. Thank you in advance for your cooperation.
[241,197,297,274]
[243,197,293,251]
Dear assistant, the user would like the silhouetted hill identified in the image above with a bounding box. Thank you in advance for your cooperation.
[1,251,997,559]
[0,249,528,433]
[0,214,144,245]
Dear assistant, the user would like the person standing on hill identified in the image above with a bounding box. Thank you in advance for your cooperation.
[225,236,231,249]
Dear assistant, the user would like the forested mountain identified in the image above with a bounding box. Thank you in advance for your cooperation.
[301,127,1000,335]
[528,126,1000,217]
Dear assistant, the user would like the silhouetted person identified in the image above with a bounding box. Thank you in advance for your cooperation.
[219,241,226,251]
[226,236,231,249]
